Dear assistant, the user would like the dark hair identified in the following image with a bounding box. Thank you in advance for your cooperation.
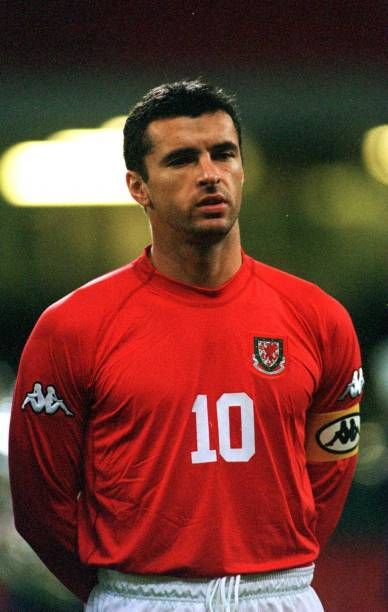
[123,79,242,179]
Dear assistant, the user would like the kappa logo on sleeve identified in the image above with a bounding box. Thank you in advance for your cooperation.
[317,413,360,454]
[21,382,74,416]
[306,404,360,462]
[338,367,365,401]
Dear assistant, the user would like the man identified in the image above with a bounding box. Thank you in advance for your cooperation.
[9,80,364,611]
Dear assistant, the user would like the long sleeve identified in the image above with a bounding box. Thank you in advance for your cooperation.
[305,295,364,549]
[8,303,97,602]
[306,456,357,548]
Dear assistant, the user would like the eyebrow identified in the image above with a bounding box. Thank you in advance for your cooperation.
[161,147,197,165]
[211,141,239,154]
[160,141,239,166]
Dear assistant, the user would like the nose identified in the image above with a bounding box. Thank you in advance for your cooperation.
[196,154,220,187]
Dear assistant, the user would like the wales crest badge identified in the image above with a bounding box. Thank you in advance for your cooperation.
[252,337,285,375]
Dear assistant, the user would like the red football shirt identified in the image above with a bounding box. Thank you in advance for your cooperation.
[9,248,363,601]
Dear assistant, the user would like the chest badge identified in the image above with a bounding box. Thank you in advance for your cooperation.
[252,337,286,375]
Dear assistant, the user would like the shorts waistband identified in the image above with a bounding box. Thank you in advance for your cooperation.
[97,565,315,601]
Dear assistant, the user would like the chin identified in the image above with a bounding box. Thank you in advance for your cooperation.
[186,222,235,246]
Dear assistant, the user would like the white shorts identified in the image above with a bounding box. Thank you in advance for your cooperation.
[85,564,324,611]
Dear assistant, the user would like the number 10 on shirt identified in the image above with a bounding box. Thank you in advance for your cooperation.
[191,392,256,464]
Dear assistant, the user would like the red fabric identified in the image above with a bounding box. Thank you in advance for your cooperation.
[9,248,363,601]
[314,537,387,611]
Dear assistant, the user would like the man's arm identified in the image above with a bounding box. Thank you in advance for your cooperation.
[306,456,357,548]
[305,295,364,549]
[305,403,360,547]
[9,305,97,602]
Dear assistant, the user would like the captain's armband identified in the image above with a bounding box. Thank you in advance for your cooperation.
[306,404,360,463]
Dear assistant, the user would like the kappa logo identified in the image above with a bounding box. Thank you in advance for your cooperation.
[338,367,365,401]
[317,413,360,454]
[22,382,74,416]
[252,337,285,375]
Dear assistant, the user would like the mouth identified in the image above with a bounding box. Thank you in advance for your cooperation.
[196,194,227,207]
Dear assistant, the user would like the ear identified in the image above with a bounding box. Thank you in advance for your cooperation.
[126,171,151,210]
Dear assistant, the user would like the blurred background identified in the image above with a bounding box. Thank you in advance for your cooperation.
[0,2,387,610]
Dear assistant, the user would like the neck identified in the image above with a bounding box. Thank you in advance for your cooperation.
[149,225,242,288]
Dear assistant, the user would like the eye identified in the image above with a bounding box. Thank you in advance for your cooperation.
[213,149,236,161]
[168,154,196,167]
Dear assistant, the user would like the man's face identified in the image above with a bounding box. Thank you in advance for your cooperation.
[127,111,244,246]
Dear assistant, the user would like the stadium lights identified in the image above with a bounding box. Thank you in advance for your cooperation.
[0,116,138,206]
[362,124,388,186]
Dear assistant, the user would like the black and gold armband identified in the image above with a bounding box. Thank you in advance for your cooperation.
[306,404,360,462]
